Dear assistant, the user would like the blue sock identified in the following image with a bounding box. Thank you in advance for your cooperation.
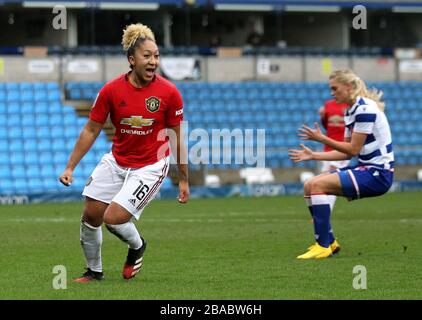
[307,195,335,244]
[310,194,331,248]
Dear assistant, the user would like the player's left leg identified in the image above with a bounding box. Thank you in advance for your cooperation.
[303,172,341,254]
[298,173,343,259]
[104,203,146,280]
[104,157,169,279]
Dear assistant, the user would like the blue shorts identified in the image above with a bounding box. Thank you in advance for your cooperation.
[336,165,394,200]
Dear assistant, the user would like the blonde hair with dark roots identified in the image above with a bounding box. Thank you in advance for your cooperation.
[329,69,385,111]
[122,23,156,68]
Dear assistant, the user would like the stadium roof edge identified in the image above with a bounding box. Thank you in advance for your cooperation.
[3,0,422,9]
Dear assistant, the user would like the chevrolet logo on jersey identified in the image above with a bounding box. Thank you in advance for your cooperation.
[120,116,154,128]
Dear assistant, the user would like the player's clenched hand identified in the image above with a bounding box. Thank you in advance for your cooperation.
[178,180,189,204]
[59,168,74,186]
[289,144,314,162]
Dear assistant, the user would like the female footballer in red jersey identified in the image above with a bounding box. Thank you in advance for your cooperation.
[316,99,349,250]
[59,23,189,282]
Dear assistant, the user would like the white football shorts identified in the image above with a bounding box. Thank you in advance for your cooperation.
[320,159,350,173]
[82,152,170,220]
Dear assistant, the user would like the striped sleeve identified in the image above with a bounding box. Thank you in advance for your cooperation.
[353,109,377,134]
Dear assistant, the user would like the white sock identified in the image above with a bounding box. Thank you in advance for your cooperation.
[105,221,143,250]
[327,195,337,211]
[80,221,102,272]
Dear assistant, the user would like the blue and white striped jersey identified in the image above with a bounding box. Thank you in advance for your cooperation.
[344,96,394,170]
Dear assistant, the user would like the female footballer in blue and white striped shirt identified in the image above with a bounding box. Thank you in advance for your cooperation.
[289,69,394,260]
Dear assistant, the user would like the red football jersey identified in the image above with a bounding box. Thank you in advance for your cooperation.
[321,99,348,152]
[89,73,184,168]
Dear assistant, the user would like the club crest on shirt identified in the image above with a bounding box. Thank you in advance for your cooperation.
[146,96,160,113]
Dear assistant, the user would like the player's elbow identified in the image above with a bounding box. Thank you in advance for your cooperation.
[349,148,360,157]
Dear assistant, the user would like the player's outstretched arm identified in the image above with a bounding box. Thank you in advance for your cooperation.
[59,119,103,186]
[289,144,352,163]
[289,144,314,162]
[299,122,366,157]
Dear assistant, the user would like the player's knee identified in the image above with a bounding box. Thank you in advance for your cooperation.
[308,179,327,194]
[82,212,103,228]
[82,198,107,227]
[103,203,133,225]
[303,178,315,194]
[82,204,105,227]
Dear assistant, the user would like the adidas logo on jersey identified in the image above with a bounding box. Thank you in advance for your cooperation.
[373,171,379,176]
[128,198,136,206]
[119,100,127,107]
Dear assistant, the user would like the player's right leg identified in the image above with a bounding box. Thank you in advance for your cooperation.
[74,198,108,283]
[75,153,124,282]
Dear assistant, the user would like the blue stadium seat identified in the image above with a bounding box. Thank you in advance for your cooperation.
[35,114,50,126]
[0,152,9,165]
[28,178,44,192]
[49,114,63,126]
[7,128,23,139]
[63,106,76,115]
[63,114,78,126]
[0,165,10,179]
[0,179,14,193]
[9,140,24,152]
[19,82,33,90]
[35,102,49,113]
[6,83,19,91]
[40,165,55,178]
[48,90,61,101]
[24,152,39,165]
[33,83,47,91]
[69,88,82,100]
[27,165,42,179]
[7,114,21,126]
[0,139,8,152]
[0,91,6,103]
[52,138,66,152]
[0,102,6,113]
[35,126,52,140]
[48,101,63,113]
[34,91,48,102]
[39,152,54,165]
[46,82,59,90]
[20,90,35,103]
[11,165,26,179]
[64,125,80,139]
[13,178,28,194]
[7,90,20,103]
[53,152,68,165]
[21,102,36,114]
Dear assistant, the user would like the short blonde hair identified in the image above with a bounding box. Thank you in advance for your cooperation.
[122,23,155,52]
[329,69,385,111]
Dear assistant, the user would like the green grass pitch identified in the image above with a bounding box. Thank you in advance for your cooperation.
[0,191,421,300]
